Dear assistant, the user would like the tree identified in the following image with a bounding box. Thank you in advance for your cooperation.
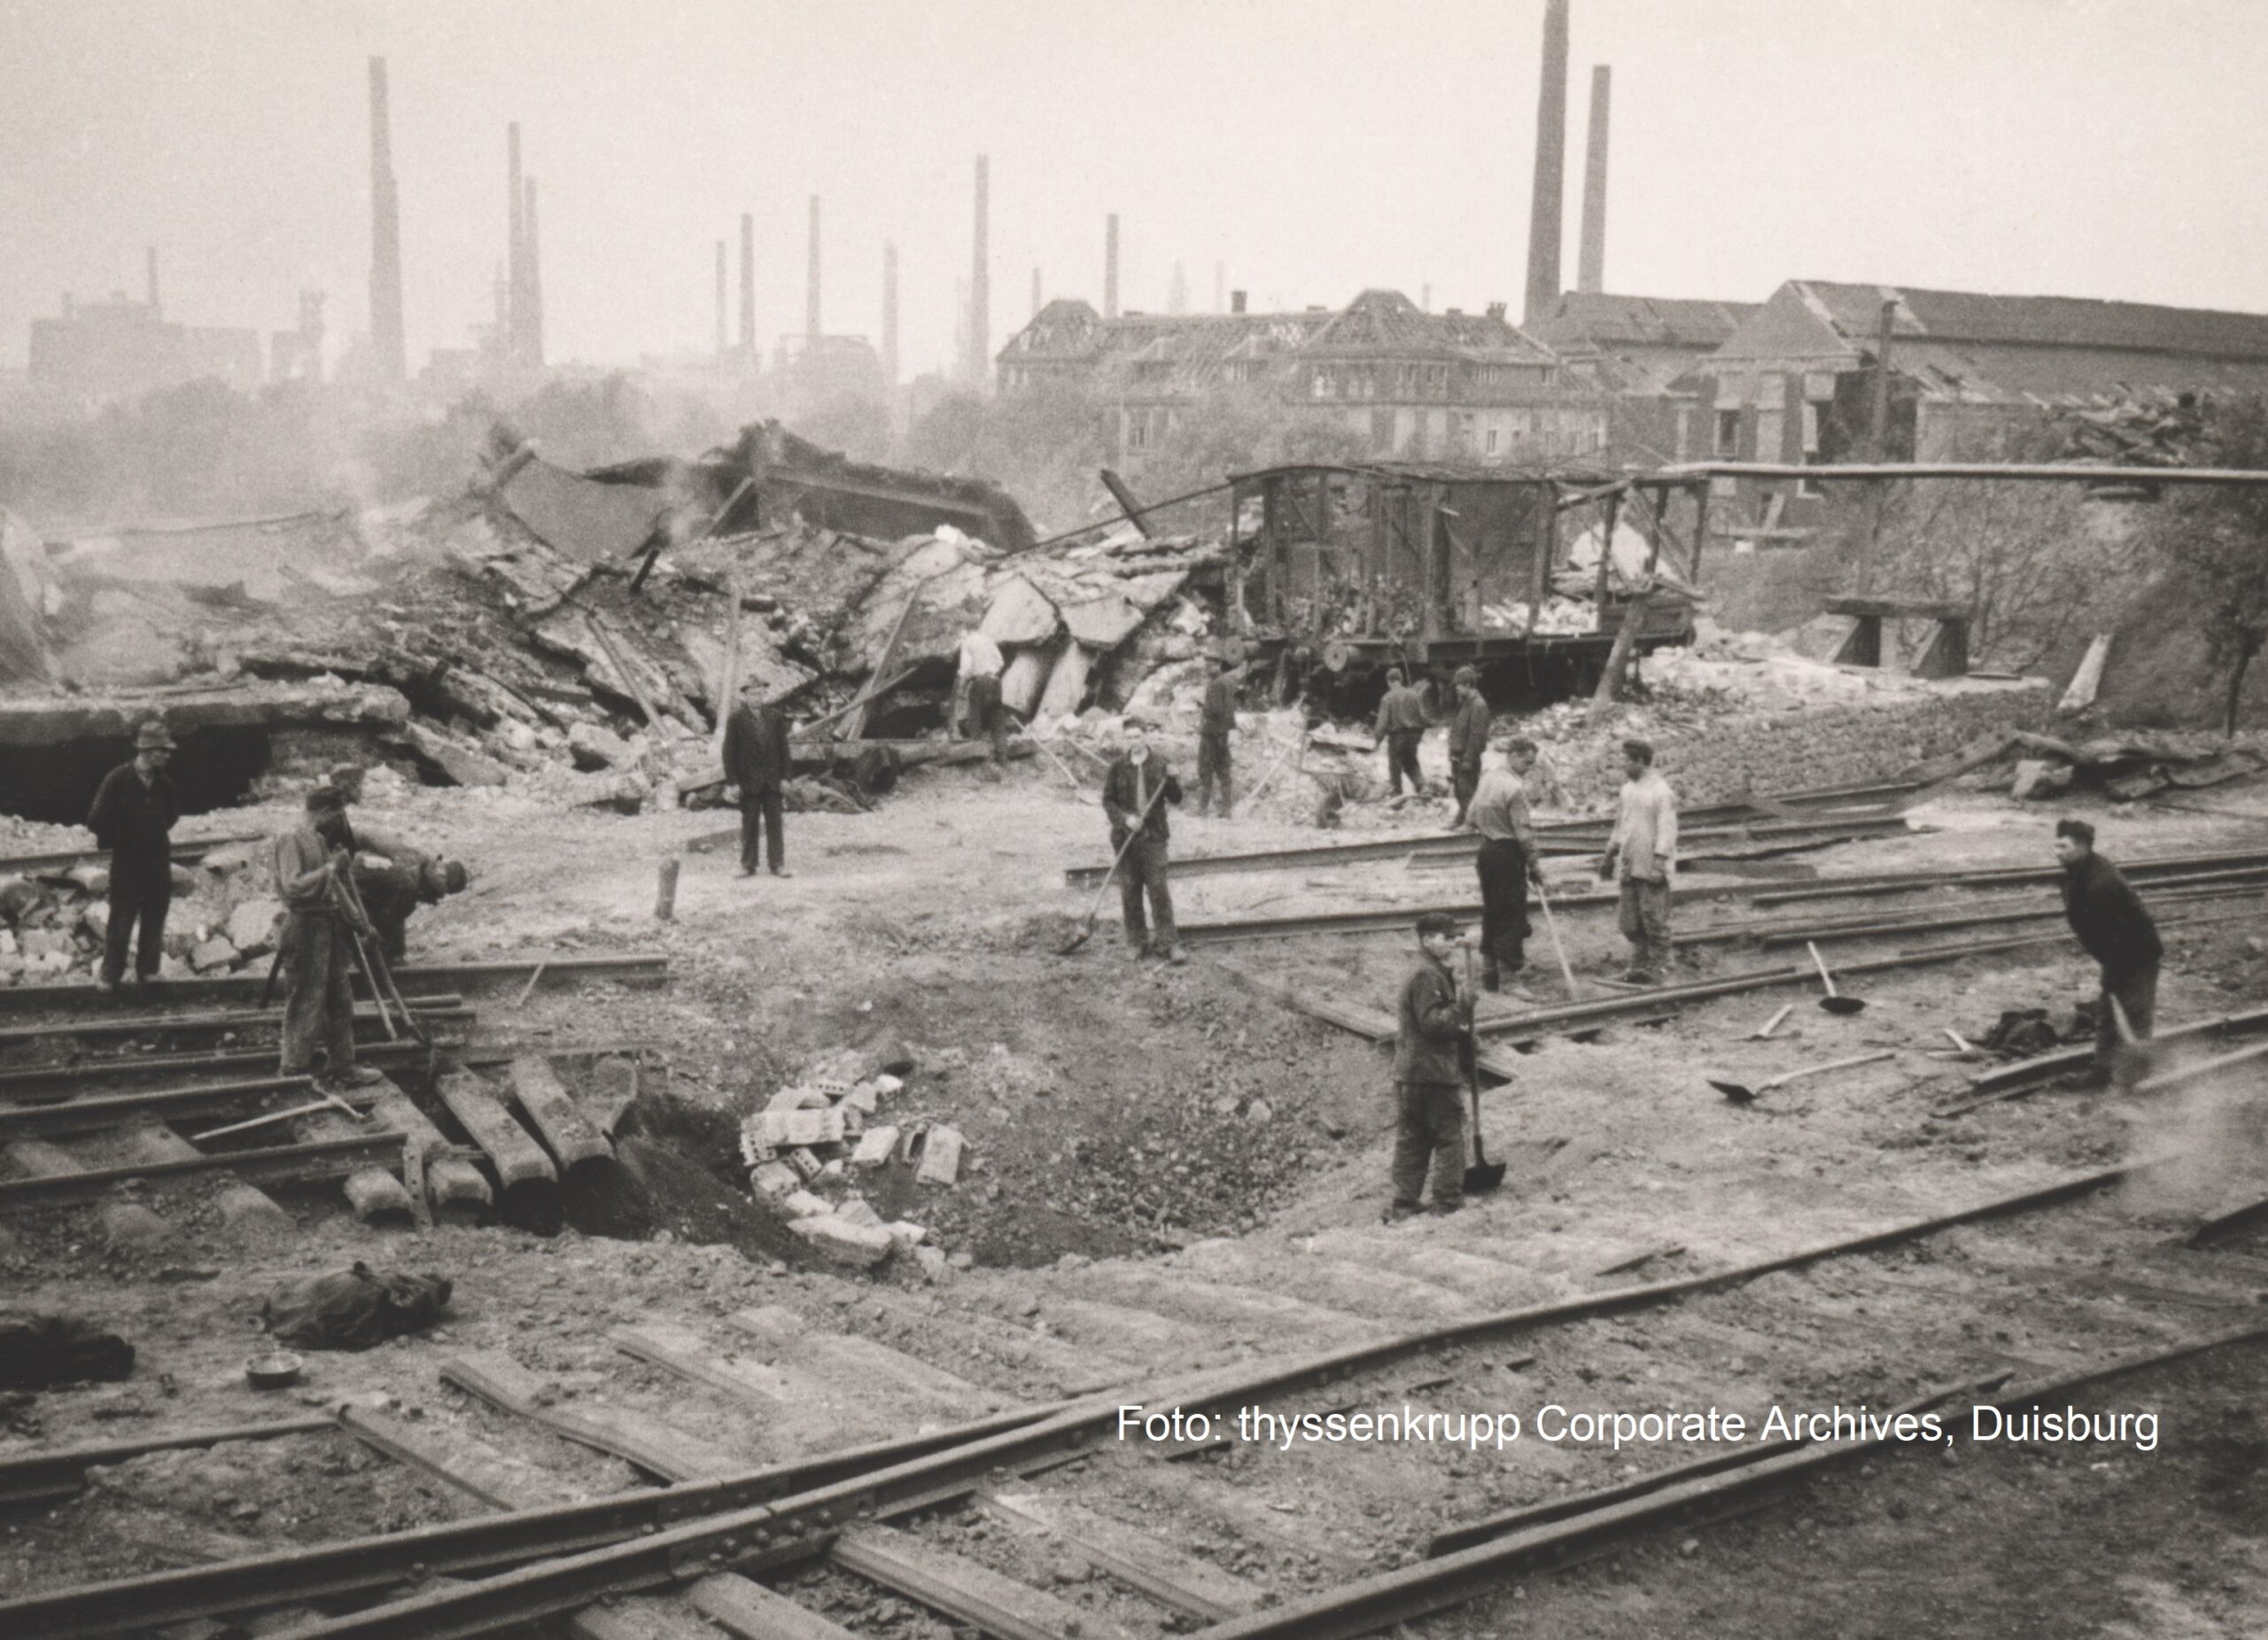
[1136,386,1370,506]
[2138,393,2268,733]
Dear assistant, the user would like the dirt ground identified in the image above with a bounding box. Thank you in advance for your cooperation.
[4,749,2268,1634]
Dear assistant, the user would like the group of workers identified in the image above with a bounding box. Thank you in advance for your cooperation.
[87,727,465,1095]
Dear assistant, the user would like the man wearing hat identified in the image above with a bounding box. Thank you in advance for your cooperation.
[1101,715,1186,963]
[326,765,467,962]
[1466,737,1542,995]
[722,684,794,879]
[1445,667,1492,826]
[271,786,384,1091]
[2055,819,2162,1086]
[1387,912,1475,1220]
[1194,649,1241,818]
[87,719,181,991]
[1373,665,1427,797]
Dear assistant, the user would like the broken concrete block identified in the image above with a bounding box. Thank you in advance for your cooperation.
[842,1082,882,1115]
[2010,758,2074,800]
[102,1202,172,1253]
[850,1126,899,1168]
[189,937,240,973]
[225,898,284,956]
[397,721,511,788]
[779,1190,832,1220]
[67,863,108,895]
[567,721,639,772]
[758,1108,845,1150]
[872,1073,905,1098]
[788,1214,894,1269]
[216,1183,295,1244]
[914,1245,951,1280]
[765,1084,830,1113]
[78,903,108,941]
[835,1197,883,1229]
[785,1148,823,1180]
[916,1125,965,1187]
[884,1220,927,1254]
[748,1161,800,1198]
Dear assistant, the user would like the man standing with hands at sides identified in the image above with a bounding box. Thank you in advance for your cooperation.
[88,719,179,993]
[1599,738,1678,983]
[1386,912,1475,1221]
[1102,716,1187,965]
[956,626,1008,766]
[1374,664,1426,797]
[1446,666,1491,825]
[722,683,793,879]
[1467,737,1542,996]
[2054,818,2161,1088]
[273,786,384,1094]
[1195,649,1239,818]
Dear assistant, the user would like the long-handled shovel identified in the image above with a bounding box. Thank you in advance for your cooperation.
[1806,941,1868,1015]
[1056,780,1169,956]
[335,869,430,1046]
[1461,942,1506,1194]
[1531,872,1584,1002]
[1709,1049,1894,1105]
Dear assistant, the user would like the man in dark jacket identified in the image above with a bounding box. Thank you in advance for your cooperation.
[1387,912,1474,1221]
[722,686,793,879]
[1195,653,1239,817]
[1101,716,1185,963]
[2055,819,2162,1085]
[1374,665,1426,797]
[1446,667,1491,825]
[87,719,180,991]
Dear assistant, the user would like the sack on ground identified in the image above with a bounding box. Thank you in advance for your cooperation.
[261,1263,453,1350]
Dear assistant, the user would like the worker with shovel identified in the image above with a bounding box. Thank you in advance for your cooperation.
[271,786,384,1095]
[2055,819,2162,1088]
[1101,716,1187,964]
[1386,913,1479,1221]
[1600,738,1679,985]
[1466,737,1543,997]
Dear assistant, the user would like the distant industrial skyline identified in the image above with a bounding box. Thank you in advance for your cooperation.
[3,0,2266,383]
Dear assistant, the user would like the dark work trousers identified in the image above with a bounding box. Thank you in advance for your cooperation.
[1475,837,1531,983]
[278,911,356,1078]
[1196,733,1233,815]
[353,864,423,964]
[102,852,172,985]
[2096,961,2159,1073]
[1117,832,1177,950]
[740,782,785,873]
[966,675,1007,763]
[1619,877,1674,978]
[1386,731,1424,796]
[1451,761,1483,825]
[1391,1080,1468,1210]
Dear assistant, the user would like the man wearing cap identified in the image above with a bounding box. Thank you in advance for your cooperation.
[1466,738,1542,995]
[722,684,793,879]
[957,626,1008,766]
[326,765,466,963]
[2055,819,2162,1086]
[272,786,383,1091]
[1446,667,1491,826]
[1374,665,1427,797]
[1195,650,1240,818]
[1600,738,1679,983]
[1387,912,1475,1220]
[1101,716,1186,963]
[87,719,180,992]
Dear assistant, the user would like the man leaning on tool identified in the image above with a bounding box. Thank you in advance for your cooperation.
[1600,737,1679,984]
[1467,737,1542,996]
[2054,818,2161,1088]
[1446,666,1491,825]
[273,786,385,1092]
[1101,715,1187,964]
[722,683,793,879]
[1374,665,1427,797]
[326,764,467,963]
[1386,912,1474,1221]
[87,719,179,993]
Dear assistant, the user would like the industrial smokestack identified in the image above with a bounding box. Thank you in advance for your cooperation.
[145,245,159,315]
[738,212,755,361]
[968,154,990,390]
[1524,0,1569,324]
[714,239,726,355]
[1578,64,1610,295]
[805,196,821,339]
[1031,267,1041,319]
[1169,259,1187,315]
[523,176,544,368]
[1231,289,1247,315]
[882,240,899,385]
[367,58,405,381]
[1104,214,1120,319]
[507,122,524,363]
[1214,261,1224,315]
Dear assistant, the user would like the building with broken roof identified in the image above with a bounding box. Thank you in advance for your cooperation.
[1525,291,1759,461]
[1697,278,2268,539]
[27,292,263,406]
[994,289,1607,470]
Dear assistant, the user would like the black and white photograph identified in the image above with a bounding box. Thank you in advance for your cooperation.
[3,2,2267,1635]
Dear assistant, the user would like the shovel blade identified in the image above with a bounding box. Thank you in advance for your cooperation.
[1820,996,1868,1015]
[1707,1078,1757,1102]
[1463,1162,1507,1193]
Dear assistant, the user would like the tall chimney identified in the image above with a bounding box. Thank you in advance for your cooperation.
[367,58,405,380]
[968,154,990,390]
[1214,260,1224,314]
[882,240,899,385]
[1231,289,1247,315]
[1169,259,1187,315]
[522,176,544,368]
[1031,266,1041,319]
[1104,213,1120,319]
[145,245,159,315]
[507,122,524,363]
[1578,64,1611,295]
[1523,0,1569,324]
[805,196,821,339]
[738,212,755,361]
[714,239,726,355]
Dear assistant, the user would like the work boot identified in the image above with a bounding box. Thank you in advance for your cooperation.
[735,867,756,879]
[1126,935,1152,959]
[1382,1201,1421,1224]
[332,1064,386,1088]
[94,974,118,994]
[1428,1199,1463,1216]
[770,867,793,879]
[1623,968,1662,987]
[2062,1066,2114,1092]
[1481,960,1501,993]
[1166,944,1190,967]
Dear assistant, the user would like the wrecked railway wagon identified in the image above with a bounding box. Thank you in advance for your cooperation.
[1225,460,1697,689]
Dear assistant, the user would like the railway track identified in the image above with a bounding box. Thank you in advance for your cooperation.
[7,1131,2265,1640]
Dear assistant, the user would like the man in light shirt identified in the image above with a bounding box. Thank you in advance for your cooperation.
[956,628,1008,765]
[1598,738,1678,984]
[1465,737,1542,996]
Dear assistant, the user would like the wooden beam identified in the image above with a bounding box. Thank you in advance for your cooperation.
[435,1072,554,1190]
[831,1522,1134,1640]
[978,1489,1262,1620]
[506,1057,612,1171]
[439,1350,730,1483]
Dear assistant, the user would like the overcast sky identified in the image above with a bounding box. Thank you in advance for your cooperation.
[2,0,2264,380]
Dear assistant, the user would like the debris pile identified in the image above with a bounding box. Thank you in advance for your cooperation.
[1986,729,2268,804]
[0,840,281,986]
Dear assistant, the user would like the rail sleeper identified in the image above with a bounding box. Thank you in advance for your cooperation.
[436,1072,555,1190]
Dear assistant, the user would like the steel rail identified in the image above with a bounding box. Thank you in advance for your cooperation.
[1658,458,2268,486]
[0,1075,315,1139]
[0,833,267,876]
[0,1036,438,1092]
[1747,848,2268,906]
[2,1152,2164,1640]
[0,955,665,1015]
[1678,881,2264,952]
[0,1416,339,1508]
[1953,1004,2268,1098]
[0,999,467,1046]
[0,1131,407,1209]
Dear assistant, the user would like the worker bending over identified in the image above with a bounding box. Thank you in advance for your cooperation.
[2055,818,2161,1087]
[1102,716,1186,964]
[1600,738,1678,984]
[957,626,1008,766]
[1467,737,1542,995]
[272,786,384,1093]
[328,765,467,963]
[1386,913,1475,1221]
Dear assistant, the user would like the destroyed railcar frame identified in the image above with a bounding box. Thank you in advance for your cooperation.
[1223,460,1697,680]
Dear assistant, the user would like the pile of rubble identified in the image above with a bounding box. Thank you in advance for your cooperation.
[0,842,281,987]
[1995,728,2268,803]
